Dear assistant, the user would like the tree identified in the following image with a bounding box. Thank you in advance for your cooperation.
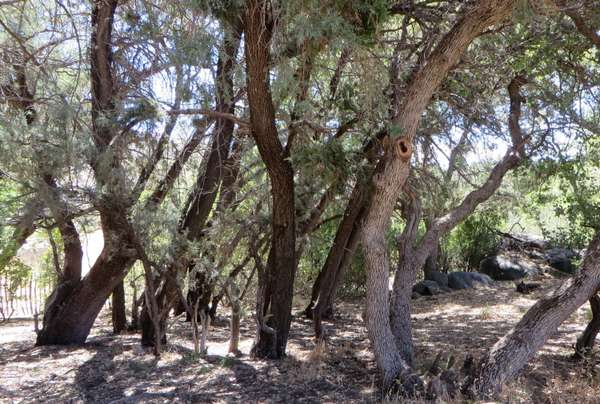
[359,0,519,388]
[243,0,297,358]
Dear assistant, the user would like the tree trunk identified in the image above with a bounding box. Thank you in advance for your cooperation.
[228,284,242,356]
[390,256,419,366]
[313,222,361,339]
[244,0,297,359]
[139,26,241,346]
[466,232,600,398]
[304,130,387,325]
[574,293,600,358]
[305,180,367,321]
[423,243,440,280]
[37,244,135,344]
[36,0,138,346]
[130,282,140,330]
[111,280,127,334]
[390,74,525,367]
[360,0,518,387]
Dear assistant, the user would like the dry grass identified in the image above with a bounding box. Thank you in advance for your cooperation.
[1,276,598,403]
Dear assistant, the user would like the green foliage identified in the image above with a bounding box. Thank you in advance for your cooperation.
[0,258,31,292]
[444,208,506,270]
[338,248,366,298]
[291,139,349,187]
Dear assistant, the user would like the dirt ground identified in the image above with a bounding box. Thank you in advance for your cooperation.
[1,278,598,403]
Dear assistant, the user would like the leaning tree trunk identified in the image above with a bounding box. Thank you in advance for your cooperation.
[37,218,135,345]
[245,0,297,359]
[313,221,361,339]
[360,0,518,388]
[390,74,525,367]
[320,226,361,315]
[36,0,139,346]
[466,232,600,398]
[305,131,386,328]
[574,293,600,358]
[305,180,366,320]
[112,280,127,334]
[139,26,241,346]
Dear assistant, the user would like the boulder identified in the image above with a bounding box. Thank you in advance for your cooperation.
[447,271,493,290]
[547,256,576,274]
[425,271,449,288]
[413,280,443,296]
[479,255,538,281]
[468,272,494,286]
[448,272,473,289]
[545,248,578,274]
[545,247,578,260]
[513,233,549,250]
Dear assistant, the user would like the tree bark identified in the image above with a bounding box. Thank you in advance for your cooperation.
[112,280,127,334]
[390,74,526,365]
[465,232,600,398]
[305,131,386,328]
[575,293,600,358]
[359,0,518,387]
[305,181,367,322]
[37,216,135,345]
[313,210,363,339]
[37,0,138,346]
[228,284,242,356]
[139,25,241,346]
[244,0,297,359]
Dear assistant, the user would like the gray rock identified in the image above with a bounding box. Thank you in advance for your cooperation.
[479,255,538,280]
[547,256,576,274]
[448,272,473,289]
[546,247,578,260]
[448,271,494,290]
[513,233,549,250]
[425,271,449,287]
[412,280,443,296]
[545,248,578,274]
[468,272,494,286]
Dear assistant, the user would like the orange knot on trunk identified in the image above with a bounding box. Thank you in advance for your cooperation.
[394,138,412,161]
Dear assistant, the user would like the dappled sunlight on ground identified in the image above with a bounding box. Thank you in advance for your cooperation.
[1,276,598,403]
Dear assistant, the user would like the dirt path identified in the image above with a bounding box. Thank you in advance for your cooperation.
[1,278,598,403]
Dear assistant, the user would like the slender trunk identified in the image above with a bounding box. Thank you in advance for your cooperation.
[200,310,210,354]
[305,180,367,319]
[244,1,297,359]
[111,280,127,334]
[228,284,242,356]
[575,293,600,358]
[314,221,361,338]
[304,130,386,323]
[466,232,600,397]
[139,27,241,345]
[130,282,139,330]
[324,227,361,311]
[390,255,419,366]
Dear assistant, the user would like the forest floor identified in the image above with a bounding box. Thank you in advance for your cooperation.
[1,276,599,403]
